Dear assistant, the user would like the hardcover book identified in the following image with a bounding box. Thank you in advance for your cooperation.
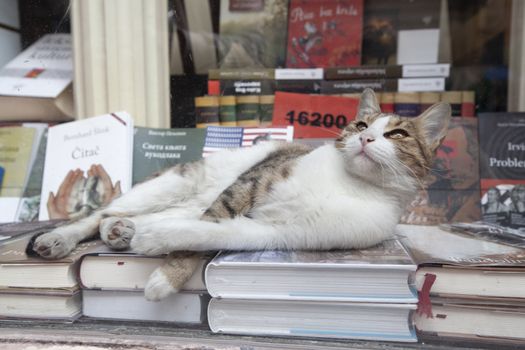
[39,112,134,221]
[478,112,525,228]
[286,0,363,68]
[324,64,450,80]
[320,78,445,94]
[401,117,481,225]
[205,239,417,303]
[0,34,74,122]
[132,127,206,185]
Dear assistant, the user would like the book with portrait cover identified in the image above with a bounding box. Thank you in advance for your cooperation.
[401,117,481,225]
[39,112,134,221]
[478,113,525,228]
[286,0,363,68]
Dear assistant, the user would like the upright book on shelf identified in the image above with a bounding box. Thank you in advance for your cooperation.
[286,0,364,68]
[0,34,74,122]
[38,112,134,221]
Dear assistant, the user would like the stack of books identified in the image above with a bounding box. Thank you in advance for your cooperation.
[397,224,525,344]
[205,239,419,342]
[0,223,98,321]
[79,251,211,325]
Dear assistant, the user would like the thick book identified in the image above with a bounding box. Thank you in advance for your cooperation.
[286,0,363,68]
[205,239,418,303]
[0,219,66,242]
[0,233,105,289]
[414,301,525,343]
[0,287,81,321]
[208,68,275,80]
[39,112,134,220]
[401,117,481,225]
[83,290,209,324]
[208,298,417,342]
[325,64,450,80]
[320,78,445,94]
[478,112,525,228]
[132,127,206,185]
[79,252,208,292]
[397,224,525,299]
[219,80,275,96]
[0,34,74,122]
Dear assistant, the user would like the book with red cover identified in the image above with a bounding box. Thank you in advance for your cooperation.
[286,0,364,68]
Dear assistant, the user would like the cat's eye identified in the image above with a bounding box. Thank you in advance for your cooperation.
[355,121,368,131]
[385,129,409,139]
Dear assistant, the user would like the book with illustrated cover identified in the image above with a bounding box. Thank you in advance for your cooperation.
[39,112,134,221]
[286,0,363,68]
[218,0,289,68]
[132,127,206,185]
[205,239,417,303]
[0,34,74,122]
[401,118,481,225]
[478,112,525,228]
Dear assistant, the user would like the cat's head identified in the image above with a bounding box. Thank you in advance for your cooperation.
[336,88,451,190]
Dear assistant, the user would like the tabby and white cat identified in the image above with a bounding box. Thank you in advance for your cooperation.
[32,89,450,301]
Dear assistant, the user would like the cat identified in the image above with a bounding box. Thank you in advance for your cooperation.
[31,89,451,301]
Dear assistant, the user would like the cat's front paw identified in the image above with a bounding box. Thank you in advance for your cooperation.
[100,217,135,250]
[33,231,75,259]
[144,268,178,301]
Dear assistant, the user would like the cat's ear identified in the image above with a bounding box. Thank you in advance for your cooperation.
[356,88,381,120]
[415,102,451,151]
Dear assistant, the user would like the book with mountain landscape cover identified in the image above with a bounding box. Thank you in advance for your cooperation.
[132,127,206,185]
[83,289,210,324]
[0,34,74,122]
[208,298,417,342]
[397,224,525,300]
[205,239,417,303]
[401,117,481,225]
[478,112,525,228]
[39,112,134,221]
[286,0,363,68]
[218,0,288,69]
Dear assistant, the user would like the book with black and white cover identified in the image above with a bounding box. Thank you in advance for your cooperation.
[0,34,74,122]
[205,239,417,303]
[39,112,134,221]
[208,298,417,342]
[83,290,209,324]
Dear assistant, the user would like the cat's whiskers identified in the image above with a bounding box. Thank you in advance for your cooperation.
[387,158,427,191]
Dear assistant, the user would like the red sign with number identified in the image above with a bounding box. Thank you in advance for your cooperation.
[272,92,359,139]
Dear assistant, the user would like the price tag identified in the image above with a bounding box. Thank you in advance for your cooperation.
[272,92,359,139]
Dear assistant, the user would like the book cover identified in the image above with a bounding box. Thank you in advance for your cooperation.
[205,239,418,303]
[401,118,481,225]
[218,0,289,68]
[0,34,74,122]
[132,127,206,185]
[478,113,525,228]
[39,112,134,221]
[286,0,363,68]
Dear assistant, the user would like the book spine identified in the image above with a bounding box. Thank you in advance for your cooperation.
[259,95,275,127]
[397,78,445,92]
[420,92,440,111]
[220,80,274,95]
[275,80,321,94]
[380,92,395,113]
[461,90,475,117]
[236,95,260,127]
[208,80,220,96]
[219,96,237,126]
[394,92,420,117]
[209,69,275,80]
[195,96,220,128]
[325,66,401,80]
[320,79,397,94]
[441,91,462,116]
[401,64,450,78]
[275,68,323,80]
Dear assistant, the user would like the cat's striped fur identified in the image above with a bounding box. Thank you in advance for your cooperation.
[32,89,450,301]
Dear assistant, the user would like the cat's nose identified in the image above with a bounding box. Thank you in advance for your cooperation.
[359,135,375,146]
